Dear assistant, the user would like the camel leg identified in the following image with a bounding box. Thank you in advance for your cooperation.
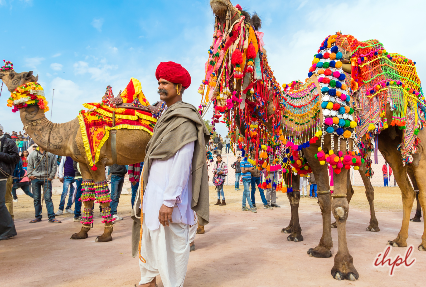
[332,172,354,229]
[378,133,415,247]
[330,168,358,281]
[359,164,380,232]
[304,145,333,258]
[281,191,293,234]
[71,179,94,239]
[287,175,303,242]
[408,166,422,222]
[281,174,294,234]
[95,180,114,242]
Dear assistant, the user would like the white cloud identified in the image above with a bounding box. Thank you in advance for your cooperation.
[50,63,63,71]
[24,57,45,69]
[46,72,52,77]
[297,0,308,10]
[91,18,104,32]
[52,53,61,58]
[73,60,117,81]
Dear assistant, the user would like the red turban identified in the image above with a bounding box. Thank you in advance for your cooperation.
[155,61,191,89]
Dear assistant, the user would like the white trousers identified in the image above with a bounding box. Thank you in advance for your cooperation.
[139,218,190,287]
[189,213,198,244]
[300,177,308,196]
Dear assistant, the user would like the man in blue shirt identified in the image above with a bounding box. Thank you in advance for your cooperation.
[240,157,257,213]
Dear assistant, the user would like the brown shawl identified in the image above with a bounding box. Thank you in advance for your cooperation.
[131,101,210,256]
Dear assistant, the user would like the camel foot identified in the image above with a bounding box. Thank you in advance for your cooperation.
[331,222,337,228]
[95,226,113,242]
[387,239,407,247]
[281,226,292,234]
[366,224,380,232]
[307,246,332,258]
[331,253,359,281]
[196,226,205,234]
[70,227,89,239]
[287,233,303,242]
[410,216,421,222]
[418,244,426,251]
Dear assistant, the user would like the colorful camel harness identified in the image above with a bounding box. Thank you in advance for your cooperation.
[197,17,424,187]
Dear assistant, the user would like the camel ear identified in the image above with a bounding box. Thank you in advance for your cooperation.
[26,71,34,79]
[35,74,39,82]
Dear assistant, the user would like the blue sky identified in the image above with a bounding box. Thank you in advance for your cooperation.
[1,0,426,137]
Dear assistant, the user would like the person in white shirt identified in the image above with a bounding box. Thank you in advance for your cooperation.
[134,62,210,287]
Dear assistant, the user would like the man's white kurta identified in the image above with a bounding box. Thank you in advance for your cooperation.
[139,141,195,287]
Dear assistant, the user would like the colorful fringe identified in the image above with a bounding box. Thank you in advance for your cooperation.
[95,181,112,203]
[80,180,95,202]
[101,206,114,224]
[81,207,94,226]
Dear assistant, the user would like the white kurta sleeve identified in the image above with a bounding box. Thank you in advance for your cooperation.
[162,141,195,208]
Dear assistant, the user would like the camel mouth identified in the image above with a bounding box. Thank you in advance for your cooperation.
[210,0,230,19]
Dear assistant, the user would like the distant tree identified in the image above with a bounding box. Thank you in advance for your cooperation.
[203,119,217,138]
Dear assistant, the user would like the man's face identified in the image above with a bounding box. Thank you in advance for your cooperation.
[158,78,178,103]
[0,130,3,136]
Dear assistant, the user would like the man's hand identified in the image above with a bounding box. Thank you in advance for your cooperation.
[48,178,52,181]
[158,204,173,226]
[131,181,137,186]
[29,176,36,180]
[59,177,64,183]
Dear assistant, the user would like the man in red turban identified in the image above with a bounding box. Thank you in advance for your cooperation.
[155,61,191,107]
[135,61,210,287]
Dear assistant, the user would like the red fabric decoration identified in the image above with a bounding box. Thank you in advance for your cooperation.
[124,79,136,103]
[246,42,256,59]
[231,49,243,66]
[91,164,98,171]
[236,4,242,11]
[155,61,191,89]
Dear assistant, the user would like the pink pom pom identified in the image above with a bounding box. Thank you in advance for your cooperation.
[340,94,347,101]
[324,118,333,125]
[333,71,340,78]
[337,162,344,168]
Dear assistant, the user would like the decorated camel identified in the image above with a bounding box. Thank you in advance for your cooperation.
[202,1,362,280]
[202,1,426,281]
[0,62,163,242]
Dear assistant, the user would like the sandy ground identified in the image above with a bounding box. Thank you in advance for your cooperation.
[1,185,425,287]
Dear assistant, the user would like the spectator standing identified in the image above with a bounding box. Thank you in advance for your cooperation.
[299,176,308,197]
[231,156,242,190]
[240,157,257,213]
[56,156,77,215]
[224,136,231,154]
[109,164,127,220]
[0,124,19,240]
[129,162,143,209]
[17,139,24,153]
[213,154,227,206]
[21,150,29,170]
[11,157,33,202]
[72,161,83,222]
[250,165,269,209]
[382,163,389,187]
[22,133,29,151]
[266,170,281,207]
[308,173,317,198]
[11,131,18,142]
[217,141,223,155]
[27,146,61,223]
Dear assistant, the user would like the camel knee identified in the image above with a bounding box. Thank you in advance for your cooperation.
[332,200,349,221]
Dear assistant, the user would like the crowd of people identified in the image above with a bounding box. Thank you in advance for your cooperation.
[0,123,144,230]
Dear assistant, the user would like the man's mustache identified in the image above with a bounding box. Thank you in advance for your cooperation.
[158,89,168,96]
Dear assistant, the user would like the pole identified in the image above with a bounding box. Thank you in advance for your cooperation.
[226,153,229,185]
[51,89,54,120]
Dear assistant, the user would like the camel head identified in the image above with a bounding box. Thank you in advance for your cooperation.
[210,0,234,23]
[0,69,38,92]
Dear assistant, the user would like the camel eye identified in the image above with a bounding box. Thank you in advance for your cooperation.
[9,73,15,79]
